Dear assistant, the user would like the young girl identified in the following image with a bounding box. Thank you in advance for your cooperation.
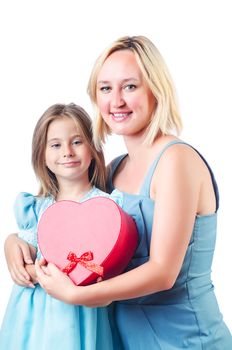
[0,103,123,350]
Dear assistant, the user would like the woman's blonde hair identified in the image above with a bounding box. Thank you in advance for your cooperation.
[32,103,107,198]
[88,35,182,149]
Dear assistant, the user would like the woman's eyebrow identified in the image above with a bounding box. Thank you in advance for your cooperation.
[97,78,139,85]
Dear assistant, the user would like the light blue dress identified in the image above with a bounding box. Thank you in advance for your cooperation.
[108,141,232,350]
[0,187,123,350]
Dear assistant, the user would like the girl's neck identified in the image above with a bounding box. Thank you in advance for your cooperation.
[56,181,93,202]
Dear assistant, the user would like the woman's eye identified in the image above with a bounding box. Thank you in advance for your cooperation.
[99,86,111,93]
[124,84,136,91]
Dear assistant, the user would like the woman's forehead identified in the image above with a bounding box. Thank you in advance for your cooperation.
[97,50,142,82]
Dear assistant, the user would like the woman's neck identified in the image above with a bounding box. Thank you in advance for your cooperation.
[123,133,178,162]
[123,132,154,161]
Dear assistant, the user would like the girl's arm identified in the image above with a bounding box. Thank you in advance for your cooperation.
[35,145,212,306]
[4,234,36,287]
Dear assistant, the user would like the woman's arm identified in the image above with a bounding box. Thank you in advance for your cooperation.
[35,145,211,305]
[4,234,36,287]
[35,257,177,306]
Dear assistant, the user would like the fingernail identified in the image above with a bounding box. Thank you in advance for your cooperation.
[26,259,33,264]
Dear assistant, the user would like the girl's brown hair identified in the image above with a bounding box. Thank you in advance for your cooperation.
[32,103,107,198]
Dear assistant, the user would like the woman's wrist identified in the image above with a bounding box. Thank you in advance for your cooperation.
[67,281,111,307]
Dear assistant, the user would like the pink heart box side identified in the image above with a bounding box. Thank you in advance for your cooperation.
[37,197,138,286]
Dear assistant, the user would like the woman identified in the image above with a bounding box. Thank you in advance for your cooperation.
[5,36,232,349]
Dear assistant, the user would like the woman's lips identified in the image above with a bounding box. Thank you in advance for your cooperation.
[111,112,132,122]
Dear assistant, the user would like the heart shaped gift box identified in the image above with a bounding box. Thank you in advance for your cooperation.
[38,197,138,286]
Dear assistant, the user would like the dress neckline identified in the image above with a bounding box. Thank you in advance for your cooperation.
[109,140,185,197]
[53,186,96,203]
[109,140,219,212]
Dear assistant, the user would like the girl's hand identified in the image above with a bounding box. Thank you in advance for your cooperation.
[25,264,38,285]
[4,234,36,287]
[35,259,76,303]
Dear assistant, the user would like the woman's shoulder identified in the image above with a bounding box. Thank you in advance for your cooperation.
[151,138,212,198]
[107,154,128,172]
[153,138,202,168]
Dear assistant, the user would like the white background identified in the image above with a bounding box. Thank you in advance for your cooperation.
[0,0,231,331]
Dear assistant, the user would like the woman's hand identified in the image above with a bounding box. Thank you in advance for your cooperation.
[4,234,36,287]
[35,259,112,307]
[35,259,77,304]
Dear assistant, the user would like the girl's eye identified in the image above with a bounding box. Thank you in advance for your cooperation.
[124,84,136,91]
[51,143,61,148]
[72,140,82,145]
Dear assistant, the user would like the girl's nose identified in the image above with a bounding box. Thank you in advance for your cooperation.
[64,152,73,158]
[63,145,74,158]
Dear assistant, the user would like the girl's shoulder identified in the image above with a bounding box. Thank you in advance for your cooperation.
[14,193,55,247]
[14,192,53,226]
[91,187,124,207]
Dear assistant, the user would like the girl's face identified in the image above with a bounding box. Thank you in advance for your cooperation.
[96,50,156,138]
[45,117,92,184]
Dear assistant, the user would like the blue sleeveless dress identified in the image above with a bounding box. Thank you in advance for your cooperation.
[108,141,232,350]
[0,187,123,350]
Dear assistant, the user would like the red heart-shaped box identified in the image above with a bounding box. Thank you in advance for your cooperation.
[37,197,138,286]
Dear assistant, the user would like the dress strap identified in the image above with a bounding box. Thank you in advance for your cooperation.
[106,154,127,193]
[139,140,219,212]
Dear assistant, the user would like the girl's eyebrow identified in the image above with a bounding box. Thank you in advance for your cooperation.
[47,137,61,143]
[47,135,82,143]
[97,78,139,85]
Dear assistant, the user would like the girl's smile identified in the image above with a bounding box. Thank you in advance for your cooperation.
[59,160,81,167]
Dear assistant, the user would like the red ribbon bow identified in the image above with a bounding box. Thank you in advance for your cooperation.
[62,251,104,277]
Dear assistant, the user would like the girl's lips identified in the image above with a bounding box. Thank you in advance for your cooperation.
[60,161,80,167]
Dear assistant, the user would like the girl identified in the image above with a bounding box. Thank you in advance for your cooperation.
[0,103,122,350]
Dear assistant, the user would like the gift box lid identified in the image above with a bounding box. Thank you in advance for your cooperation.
[38,197,138,285]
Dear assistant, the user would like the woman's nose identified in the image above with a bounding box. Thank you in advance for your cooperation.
[112,90,125,108]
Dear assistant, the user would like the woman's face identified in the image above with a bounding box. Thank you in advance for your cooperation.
[96,49,156,137]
